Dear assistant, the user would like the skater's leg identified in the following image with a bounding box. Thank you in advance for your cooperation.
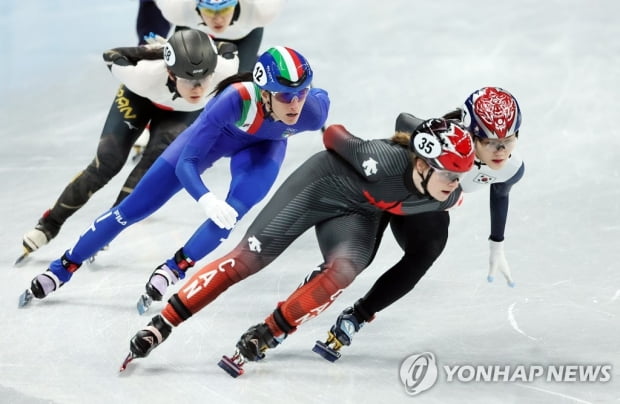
[136,0,171,45]
[129,152,349,359]
[30,159,182,299]
[21,87,151,254]
[318,211,450,357]
[112,109,200,206]
[262,213,381,336]
[142,140,287,302]
[357,211,450,314]
[226,27,263,73]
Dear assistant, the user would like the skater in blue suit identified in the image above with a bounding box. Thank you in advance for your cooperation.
[21,46,329,309]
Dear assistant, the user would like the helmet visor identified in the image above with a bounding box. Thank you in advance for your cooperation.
[270,88,309,104]
[176,75,211,88]
[476,136,517,151]
[198,5,235,16]
[433,169,466,184]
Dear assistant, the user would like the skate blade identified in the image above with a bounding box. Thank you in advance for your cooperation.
[312,340,341,362]
[119,352,137,372]
[18,289,34,308]
[218,355,245,378]
[136,294,153,315]
[131,146,144,162]
[14,251,30,267]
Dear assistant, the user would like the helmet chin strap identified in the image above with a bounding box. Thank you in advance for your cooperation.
[262,93,276,120]
[417,167,434,195]
[166,76,181,100]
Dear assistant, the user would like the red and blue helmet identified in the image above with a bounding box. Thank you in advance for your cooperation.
[252,46,313,93]
[196,0,238,10]
[462,87,521,139]
[410,118,475,173]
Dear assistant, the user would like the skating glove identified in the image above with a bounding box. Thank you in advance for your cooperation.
[199,193,238,230]
[103,46,163,68]
[487,239,515,287]
[143,32,167,48]
[103,49,131,67]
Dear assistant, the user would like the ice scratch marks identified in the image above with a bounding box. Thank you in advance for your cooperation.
[507,301,538,341]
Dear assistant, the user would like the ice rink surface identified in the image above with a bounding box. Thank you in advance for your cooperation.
[2,1,619,403]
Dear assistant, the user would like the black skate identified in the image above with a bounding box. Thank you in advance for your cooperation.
[121,314,172,372]
[313,307,364,362]
[218,323,282,378]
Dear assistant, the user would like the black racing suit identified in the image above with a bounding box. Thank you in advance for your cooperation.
[161,124,461,337]
[39,85,200,239]
[348,110,521,324]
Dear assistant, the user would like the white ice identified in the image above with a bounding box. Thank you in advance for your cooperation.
[1,1,619,403]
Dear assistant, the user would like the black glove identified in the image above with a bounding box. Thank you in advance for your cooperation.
[102,46,164,67]
[102,49,131,67]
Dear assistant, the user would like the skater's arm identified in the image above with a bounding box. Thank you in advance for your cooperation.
[489,161,524,241]
[175,94,239,201]
[323,125,399,182]
[174,122,221,200]
[297,88,330,133]
[323,124,380,181]
[103,46,163,69]
[486,162,523,287]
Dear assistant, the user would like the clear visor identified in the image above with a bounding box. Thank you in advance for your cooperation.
[477,136,517,151]
[176,75,211,88]
[433,169,466,184]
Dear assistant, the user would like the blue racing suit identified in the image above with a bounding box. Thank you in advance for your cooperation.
[51,82,329,283]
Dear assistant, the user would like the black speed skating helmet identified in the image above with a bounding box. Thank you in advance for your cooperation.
[164,29,218,80]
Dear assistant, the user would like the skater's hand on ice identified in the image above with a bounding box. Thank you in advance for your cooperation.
[487,240,515,287]
[199,193,238,230]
